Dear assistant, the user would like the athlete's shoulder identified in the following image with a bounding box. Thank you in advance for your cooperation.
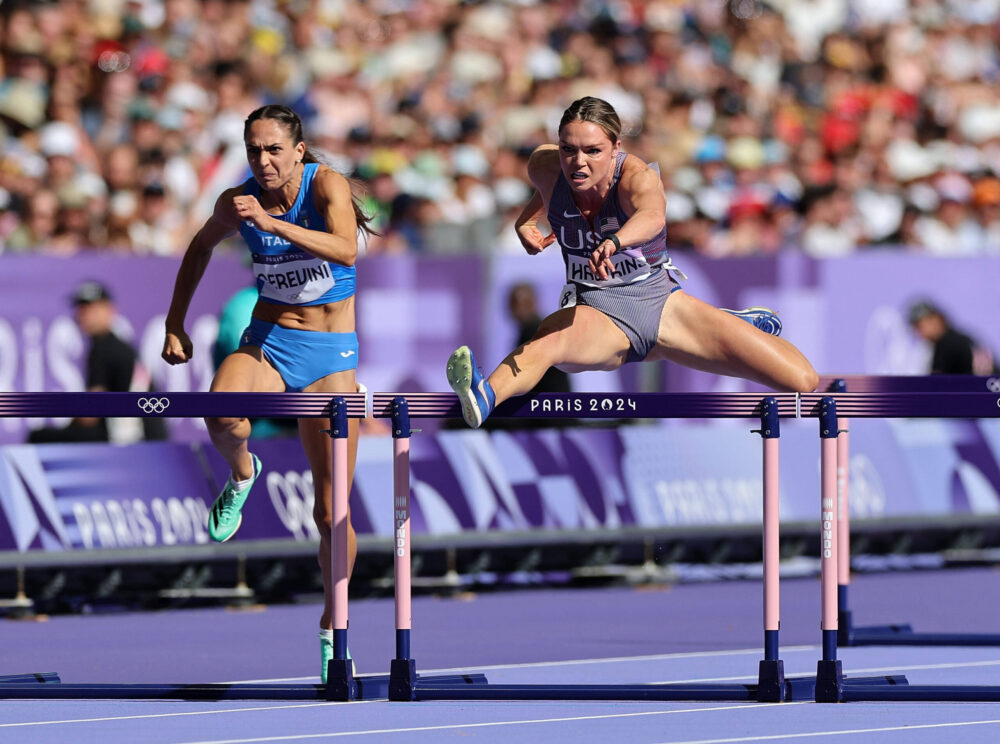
[619,154,662,191]
[311,164,351,198]
[526,145,561,188]
[528,144,560,168]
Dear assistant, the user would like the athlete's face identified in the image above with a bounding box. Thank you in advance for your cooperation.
[245,119,306,191]
[558,120,620,193]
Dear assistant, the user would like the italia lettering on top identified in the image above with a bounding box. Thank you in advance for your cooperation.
[258,234,292,248]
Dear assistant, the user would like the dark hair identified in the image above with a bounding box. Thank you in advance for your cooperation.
[558,97,622,144]
[908,299,946,326]
[244,104,377,236]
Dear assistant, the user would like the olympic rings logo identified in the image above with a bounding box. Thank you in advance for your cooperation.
[137,397,170,414]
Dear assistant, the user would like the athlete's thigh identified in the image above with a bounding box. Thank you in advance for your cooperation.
[646,289,768,365]
[537,305,631,373]
[298,369,358,484]
[210,346,285,393]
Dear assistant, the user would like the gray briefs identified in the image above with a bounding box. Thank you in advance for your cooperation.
[576,267,680,363]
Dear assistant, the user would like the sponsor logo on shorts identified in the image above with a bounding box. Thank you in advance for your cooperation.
[340,350,356,358]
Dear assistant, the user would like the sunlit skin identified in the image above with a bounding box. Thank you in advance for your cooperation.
[237,119,307,224]
[558,120,619,203]
[558,121,621,279]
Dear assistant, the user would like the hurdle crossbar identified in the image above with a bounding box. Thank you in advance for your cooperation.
[2,390,999,420]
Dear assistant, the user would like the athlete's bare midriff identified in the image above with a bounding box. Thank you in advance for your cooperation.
[252,294,355,333]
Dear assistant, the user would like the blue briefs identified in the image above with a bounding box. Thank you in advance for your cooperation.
[240,317,358,392]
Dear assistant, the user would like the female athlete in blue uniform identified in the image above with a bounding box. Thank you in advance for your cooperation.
[161,105,372,681]
[448,97,818,427]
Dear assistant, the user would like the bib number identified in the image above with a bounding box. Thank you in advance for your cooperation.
[559,283,577,309]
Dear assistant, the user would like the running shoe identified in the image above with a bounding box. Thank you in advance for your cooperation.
[446,345,496,429]
[723,306,782,337]
[207,454,261,543]
[319,633,356,684]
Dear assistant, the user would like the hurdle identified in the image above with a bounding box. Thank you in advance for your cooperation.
[0,391,485,701]
[799,391,1000,703]
[819,376,1000,647]
[372,391,908,702]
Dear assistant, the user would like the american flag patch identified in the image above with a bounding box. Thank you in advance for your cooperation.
[601,217,620,232]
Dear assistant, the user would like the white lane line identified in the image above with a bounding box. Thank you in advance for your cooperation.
[830,658,1000,675]
[0,701,377,728]
[226,652,1000,689]
[654,718,1000,744]
[220,646,822,683]
[650,658,1000,685]
[172,703,810,744]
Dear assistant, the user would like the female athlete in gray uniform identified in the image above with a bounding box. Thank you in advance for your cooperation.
[162,105,373,681]
[448,96,818,428]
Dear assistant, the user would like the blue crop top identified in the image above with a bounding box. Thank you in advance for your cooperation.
[238,163,356,306]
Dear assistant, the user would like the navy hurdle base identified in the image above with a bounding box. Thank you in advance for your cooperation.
[824,376,1000,648]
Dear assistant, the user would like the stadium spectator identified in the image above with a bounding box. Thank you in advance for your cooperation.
[3,0,1000,256]
[908,299,998,375]
[27,280,167,444]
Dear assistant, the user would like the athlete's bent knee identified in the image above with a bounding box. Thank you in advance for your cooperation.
[791,366,819,393]
[206,416,244,435]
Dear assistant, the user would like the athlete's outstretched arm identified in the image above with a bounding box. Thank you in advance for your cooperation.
[589,158,666,280]
[514,189,555,254]
[162,191,239,365]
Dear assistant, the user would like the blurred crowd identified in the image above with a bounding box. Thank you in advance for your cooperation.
[2,0,1000,258]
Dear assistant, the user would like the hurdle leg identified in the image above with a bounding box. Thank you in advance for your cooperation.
[755,397,785,702]
[324,397,357,701]
[388,397,417,701]
[816,396,843,702]
[836,412,855,645]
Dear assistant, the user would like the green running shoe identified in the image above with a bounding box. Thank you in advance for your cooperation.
[207,454,261,543]
[319,632,355,684]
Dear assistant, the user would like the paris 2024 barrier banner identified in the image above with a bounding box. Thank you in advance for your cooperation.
[1,252,999,557]
[2,417,1000,557]
[1,251,999,445]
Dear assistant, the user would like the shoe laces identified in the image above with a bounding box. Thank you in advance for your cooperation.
[216,483,240,518]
